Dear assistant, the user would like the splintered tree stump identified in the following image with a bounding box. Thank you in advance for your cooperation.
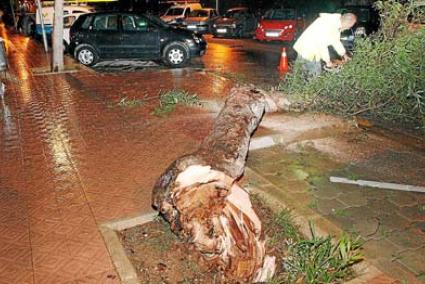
[152,87,278,282]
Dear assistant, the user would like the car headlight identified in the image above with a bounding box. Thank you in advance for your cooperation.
[289,24,293,29]
[213,24,217,28]
[231,23,236,28]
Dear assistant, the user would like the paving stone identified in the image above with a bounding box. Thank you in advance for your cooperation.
[315,197,347,216]
[337,189,369,207]
[398,204,425,222]
[311,183,342,200]
[387,228,425,249]
[363,239,402,261]
[370,258,424,284]
[411,221,425,235]
[397,247,425,276]
[388,191,419,207]
[368,198,401,216]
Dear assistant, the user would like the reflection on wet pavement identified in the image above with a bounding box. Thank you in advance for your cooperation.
[0,26,220,283]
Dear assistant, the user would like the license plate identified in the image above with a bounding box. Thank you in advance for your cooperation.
[265,32,280,37]
[188,25,196,29]
[217,28,227,33]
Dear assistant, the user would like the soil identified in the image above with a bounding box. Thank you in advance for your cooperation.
[119,198,290,284]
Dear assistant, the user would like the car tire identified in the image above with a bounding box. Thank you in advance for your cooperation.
[75,44,98,66]
[163,42,189,67]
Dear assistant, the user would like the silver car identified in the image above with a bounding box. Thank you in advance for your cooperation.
[182,8,219,34]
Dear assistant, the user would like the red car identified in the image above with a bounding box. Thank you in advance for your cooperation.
[255,8,303,42]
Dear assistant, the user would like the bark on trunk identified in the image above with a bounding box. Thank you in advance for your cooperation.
[152,87,276,282]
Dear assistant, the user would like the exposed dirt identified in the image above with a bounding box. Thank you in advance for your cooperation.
[119,198,290,284]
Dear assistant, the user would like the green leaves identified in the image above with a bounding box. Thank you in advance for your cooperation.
[284,223,363,284]
[278,1,425,130]
[153,89,200,117]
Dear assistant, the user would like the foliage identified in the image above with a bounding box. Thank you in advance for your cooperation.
[278,0,425,129]
[117,97,144,108]
[153,89,200,116]
[268,209,301,246]
[283,224,363,284]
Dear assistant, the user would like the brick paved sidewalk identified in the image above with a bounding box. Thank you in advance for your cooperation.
[0,27,217,283]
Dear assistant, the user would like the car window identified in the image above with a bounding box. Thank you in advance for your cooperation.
[224,10,246,18]
[165,8,184,16]
[184,8,191,17]
[122,15,149,31]
[189,10,209,17]
[80,15,93,29]
[64,15,76,28]
[93,14,118,31]
[264,9,295,20]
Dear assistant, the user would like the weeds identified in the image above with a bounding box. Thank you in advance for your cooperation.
[308,199,318,210]
[117,97,144,108]
[284,224,363,284]
[278,0,425,129]
[153,89,200,116]
[268,209,301,246]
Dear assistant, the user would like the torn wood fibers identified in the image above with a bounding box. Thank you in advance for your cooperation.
[152,87,285,282]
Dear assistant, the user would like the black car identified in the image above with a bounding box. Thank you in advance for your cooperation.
[69,12,207,67]
[211,7,257,38]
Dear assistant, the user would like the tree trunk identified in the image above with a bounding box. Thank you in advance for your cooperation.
[152,87,278,282]
[52,0,64,72]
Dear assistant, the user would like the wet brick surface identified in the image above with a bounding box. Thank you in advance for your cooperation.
[0,27,219,283]
[247,138,425,282]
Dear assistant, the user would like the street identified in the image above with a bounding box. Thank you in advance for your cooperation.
[91,34,294,87]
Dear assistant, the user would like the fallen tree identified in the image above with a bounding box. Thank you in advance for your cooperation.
[152,86,287,282]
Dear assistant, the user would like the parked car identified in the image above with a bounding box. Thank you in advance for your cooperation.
[69,12,207,67]
[211,7,257,38]
[160,3,202,25]
[255,8,302,42]
[181,8,219,34]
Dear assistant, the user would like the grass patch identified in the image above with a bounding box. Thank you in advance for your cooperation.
[283,224,363,284]
[253,195,362,283]
[153,89,200,116]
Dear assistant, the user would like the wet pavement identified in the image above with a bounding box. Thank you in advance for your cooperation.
[244,114,425,283]
[1,24,424,284]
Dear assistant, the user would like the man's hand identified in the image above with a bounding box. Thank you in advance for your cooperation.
[342,54,352,62]
[325,61,336,68]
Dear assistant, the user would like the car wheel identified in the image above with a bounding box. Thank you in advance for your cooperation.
[163,43,189,67]
[75,44,98,66]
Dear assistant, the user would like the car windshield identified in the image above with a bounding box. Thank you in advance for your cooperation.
[189,10,209,17]
[264,9,295,20]
[165,8,184,16]
[224,10,245,18]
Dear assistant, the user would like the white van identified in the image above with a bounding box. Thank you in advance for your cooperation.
[160,3,202,24]
[35,5,94,37]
